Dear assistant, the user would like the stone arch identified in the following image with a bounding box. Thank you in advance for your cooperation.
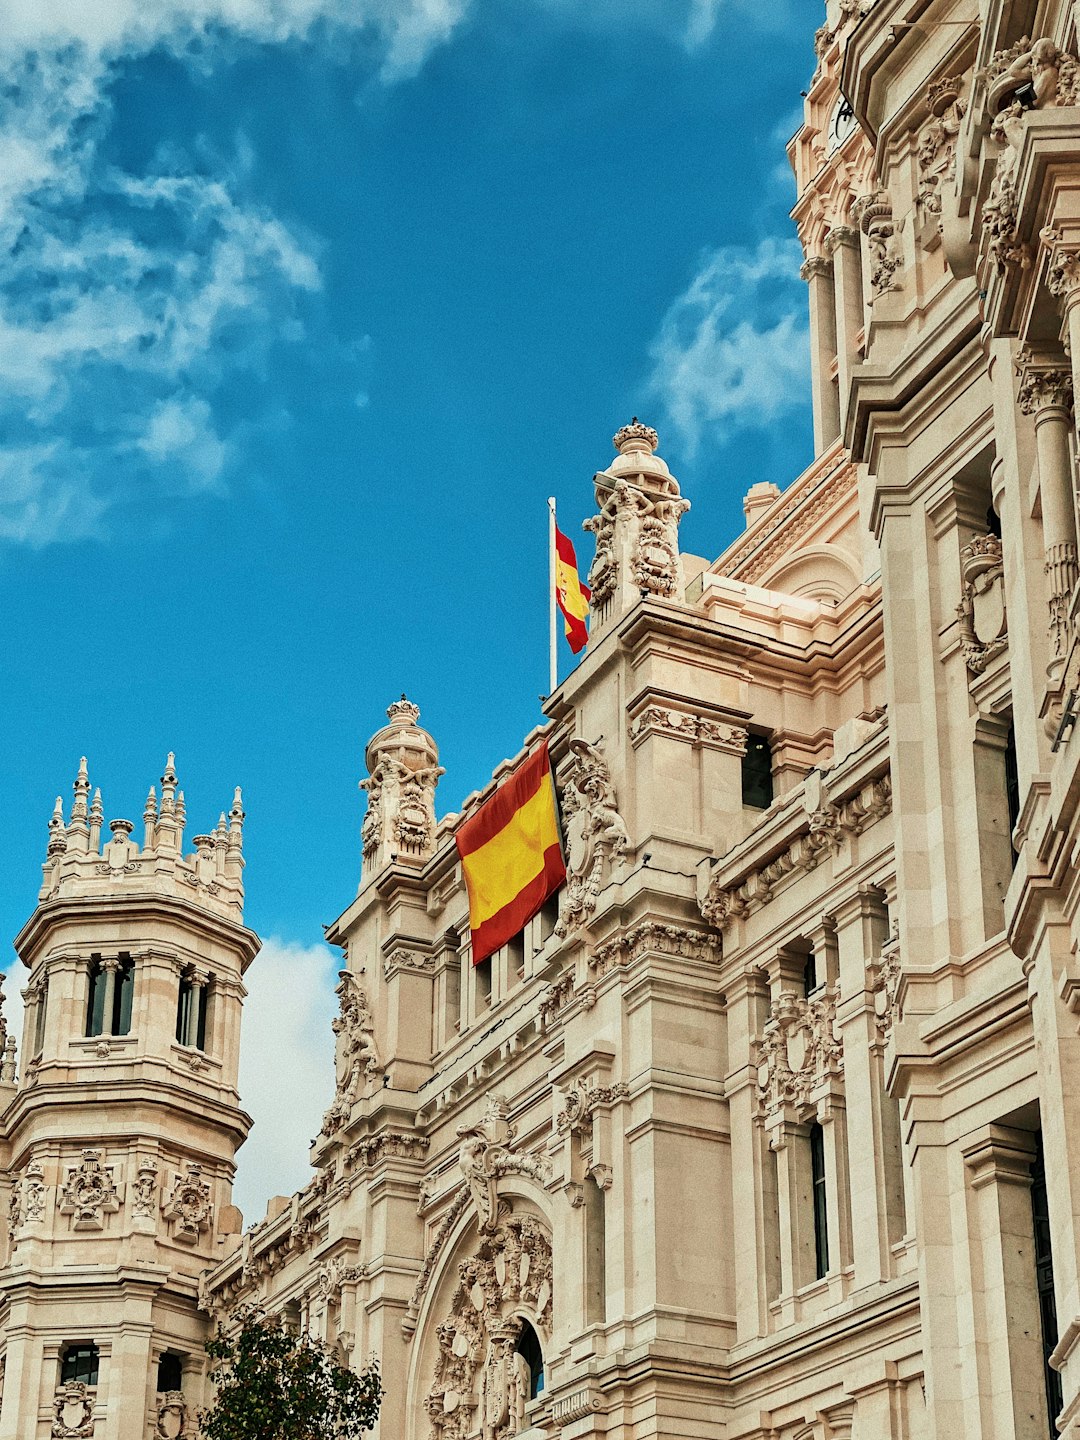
[760,544,862,604]
[407,1190,553,1440]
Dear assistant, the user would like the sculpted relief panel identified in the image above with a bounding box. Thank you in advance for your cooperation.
[554,739,629,938]
[425,1216,552,1440]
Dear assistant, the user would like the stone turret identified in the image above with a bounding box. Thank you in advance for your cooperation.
[0,754,259,1439]
[583,419,690,636]
[359,697,444,875]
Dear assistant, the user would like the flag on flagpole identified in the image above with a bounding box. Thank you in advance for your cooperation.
[554,522,590,654]
[456,742,565,964]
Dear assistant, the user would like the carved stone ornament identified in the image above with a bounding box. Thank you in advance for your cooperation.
[321,970,382,1137]
[24,1159,46,1222]
[918,75,966,223]
[866,921,901,1043]
[162,1163,213,1245]
[628,706,748,752]
[853,190,901,297]
[404,1098,551,1339]
[154,1391,191,1440]
[424,1216,553,1440]
[131,1157,159,1219]
[360,698,445,866]
[315,1254,367,1304]
[455,1097,550,1235]
[590,922,722,980]
[58,1150,120,1230]
[956,534,1008,674]
[52,1381,95,1439]
[583,421,690,617]
[979,40,1080,272]
[554,739,630,938]
[757,985,844,1117]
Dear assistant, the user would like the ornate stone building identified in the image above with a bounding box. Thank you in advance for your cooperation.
[9,0,1080,1436]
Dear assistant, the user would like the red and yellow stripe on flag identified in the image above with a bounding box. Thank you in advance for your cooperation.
[455,741,565,965]
[554,523,590,655]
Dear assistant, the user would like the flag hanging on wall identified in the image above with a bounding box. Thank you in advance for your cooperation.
[554,523,590,654]
[455,741,565,965]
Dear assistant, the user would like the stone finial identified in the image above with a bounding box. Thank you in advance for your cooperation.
[143,785,157,849]
[88,789,103,850]
[613,418,660,455]
[109,819,134,840]
[47,796,67,858]
[387,694,421,727]
[743,481,782,526]
[71,756,90,823]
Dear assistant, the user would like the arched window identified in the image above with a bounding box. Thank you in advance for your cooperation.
[61,1343,99,1387]
[515,1321,544,1400]
[156,1352,183,1392]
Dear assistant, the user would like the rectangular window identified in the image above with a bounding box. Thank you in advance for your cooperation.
[112,957,133,1037]
[1032,1134,1063,1436]
[1005,723,1020,867]
[810,1123,829,1280]
[61,1344,99,1387]
[742,734,774,809]
[176,977,209,1051]
[33,979,48,1055]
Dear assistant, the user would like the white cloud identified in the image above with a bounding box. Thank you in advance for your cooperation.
[233,936,339,1225]
[0,0,472,545]
[649,237,810,457]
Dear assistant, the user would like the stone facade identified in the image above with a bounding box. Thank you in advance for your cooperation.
[7,1,1080,1438]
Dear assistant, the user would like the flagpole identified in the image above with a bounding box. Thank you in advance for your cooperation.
[548,497,558,697]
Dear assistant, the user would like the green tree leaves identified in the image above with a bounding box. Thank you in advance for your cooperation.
[200,1306,382,1440]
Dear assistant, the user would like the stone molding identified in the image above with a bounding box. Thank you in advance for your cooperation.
[627,705,748,753]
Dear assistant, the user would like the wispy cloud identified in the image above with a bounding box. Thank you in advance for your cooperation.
[648,237,809,458]
[0,0,472,545]
[234,936,339,1224]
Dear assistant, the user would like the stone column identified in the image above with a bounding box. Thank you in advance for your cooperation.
[1017,355,1076,675]
[100,957,120,1038]
[801,254,841,451]
[826,225,863,434]
[962,1126,1046,1440]
[185,973,207,1048]
[770,1118,816,1313]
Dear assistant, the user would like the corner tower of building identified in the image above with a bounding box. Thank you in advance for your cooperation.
[0,754,258,1439]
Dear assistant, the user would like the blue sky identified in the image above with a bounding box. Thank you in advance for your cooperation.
[0,0,815,1218]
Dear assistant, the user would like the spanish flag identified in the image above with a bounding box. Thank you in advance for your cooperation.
[555,523,590,654]
[456,742,565,965]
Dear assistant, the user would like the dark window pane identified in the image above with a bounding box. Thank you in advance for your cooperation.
[113,959,134,1037]
[742,735,773,809]
[176,980,191,1045]
[515,1321,544,1399]
[1032,1134,1062,1436]
[85,964,105,1038]
[810,1123,829,1280]
[61,1345,99,1387]
[157,1353,183,1392]
[196,984,209,1052]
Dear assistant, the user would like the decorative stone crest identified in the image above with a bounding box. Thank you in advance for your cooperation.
[131,1158,160,1219]
[52,1382,94,1438]
[554,739,629,937]
[315,1254,367,1304]
[321,971,382,1137]
[918,75,966,223]
[58,1151,119,1230]
[757,986,844,1117]
[456,1097,550,1235]
[154,1392,191,1440]
[956,534,1007,675]
[853,190,901,297]
[162,1163,213,1245]
[424,1216,553,1440]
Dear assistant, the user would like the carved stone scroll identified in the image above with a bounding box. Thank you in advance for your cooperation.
[58,1151,120,1231]
[757,985,844,1117]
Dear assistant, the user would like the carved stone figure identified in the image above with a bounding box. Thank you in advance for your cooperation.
[554,739,630,937]
[162,1163,213,1245]
[424,1216,552,1440]
[321,971,381,1136]
[52,1381,94,1438]
[918,76,966,223]
[853,190,901,296]
[58,1151,119,1231]
[131,1158,160,1219]
[867,922,901,1043]
[24,1160,46,1222]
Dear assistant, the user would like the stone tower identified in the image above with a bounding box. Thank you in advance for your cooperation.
[0,755,258,1440]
